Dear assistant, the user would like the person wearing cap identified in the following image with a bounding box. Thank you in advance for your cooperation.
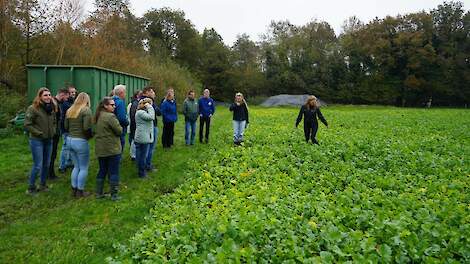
[229,92,249,146]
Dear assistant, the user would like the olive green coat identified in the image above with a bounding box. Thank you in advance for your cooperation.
[95,111,123,157]
[24,105,57,140]
[65,108,93,139]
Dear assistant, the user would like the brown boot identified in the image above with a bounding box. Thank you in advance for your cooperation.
[76,189,91,198]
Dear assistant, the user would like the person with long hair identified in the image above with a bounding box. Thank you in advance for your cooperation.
[295,95,328,144]
[134,98,155,178]
[65,92,93,197]
[94,97,123,200]
[24,87,58,194]
[161,89,177,148]
[229,92,249,146]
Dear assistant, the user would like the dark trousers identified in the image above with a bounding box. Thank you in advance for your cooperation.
[199,116,211,142]
[162,122,175,148]
[304,121,319,143]
[97,154,120,183]
[135,143,150,177]
[49,134,60,178]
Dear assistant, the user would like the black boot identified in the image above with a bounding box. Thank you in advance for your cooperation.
[110,181,121,201]
[96,179,105,199]
[71,187,77,197]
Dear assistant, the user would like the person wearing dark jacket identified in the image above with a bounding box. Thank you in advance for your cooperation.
[112,84,129,152]
[161,89,177,148]
[58,86,76,172]
[24,87,57,194]
[48,88,69,180]
[295,95,328,145]
[198,89,215,143]
[94,97,123,200]
[127,90,142,160]
[229,93,249,146]
[183,90,198,145]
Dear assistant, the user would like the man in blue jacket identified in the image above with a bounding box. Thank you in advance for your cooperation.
[198,88,215,143]
[112,84,129,152]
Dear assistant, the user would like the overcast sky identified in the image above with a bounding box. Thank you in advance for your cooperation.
[84,0,467,45]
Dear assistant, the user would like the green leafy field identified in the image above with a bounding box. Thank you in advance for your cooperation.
[0,106,469,263]
[114,106,470,263]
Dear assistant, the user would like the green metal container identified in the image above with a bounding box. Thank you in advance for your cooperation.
[27,65,150,110]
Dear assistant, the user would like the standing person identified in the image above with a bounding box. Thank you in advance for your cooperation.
[58,86,76,172]
[65,92,93,197]
[134,98,155,178]
[138,87,160,171]
[183,90,198,145]
[198,88,215,143]
[94,97,123,200]
[229,92,249,146]
[24,87,57,194]
[48,88,70,180]
[161,89,177,148]
[295,95,328,145]
[127,90,142,161]
[112,84,129,151]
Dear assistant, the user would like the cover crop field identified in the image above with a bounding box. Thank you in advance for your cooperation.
[115,106,469,263]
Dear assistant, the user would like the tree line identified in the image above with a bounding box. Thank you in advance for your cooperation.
[1,0,469,115]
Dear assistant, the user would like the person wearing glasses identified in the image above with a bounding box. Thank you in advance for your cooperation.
[94,97,123,200]
[229,92,249,146]
[24,87,58,194]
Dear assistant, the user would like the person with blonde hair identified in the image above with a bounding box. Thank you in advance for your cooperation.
[65,92,93,197]
[161,88,177,148]
[295,95,328,145]
[229,92,249,146]
[24,87,58,194]
[134,97,155,178]
[94,97,123,200]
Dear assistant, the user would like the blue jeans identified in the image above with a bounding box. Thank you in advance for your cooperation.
[135,143,150,177]
[29,138,53,187]
[59,133,72,169]
[146,126,158,169]
[185,120,197,145]
[233,120,246,143]
[68,137,90,190]
[97,154,120,183]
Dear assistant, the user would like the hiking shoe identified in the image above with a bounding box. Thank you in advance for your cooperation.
[26,186,37,195]
[38,185,49,192]
[76,189,91,198]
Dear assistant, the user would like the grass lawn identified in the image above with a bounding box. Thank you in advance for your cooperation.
[1,106,469,263]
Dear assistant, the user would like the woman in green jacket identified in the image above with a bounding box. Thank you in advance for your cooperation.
[94,97,123,200]
[24,87,57,194]
[65,92,93,197]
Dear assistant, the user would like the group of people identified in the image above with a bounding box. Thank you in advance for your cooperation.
[23,85,256,200]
